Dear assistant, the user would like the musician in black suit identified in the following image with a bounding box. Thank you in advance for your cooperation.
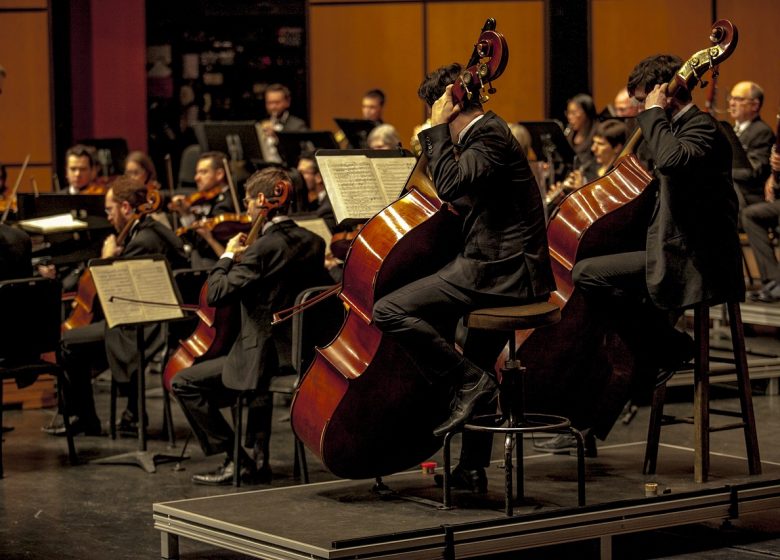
[169,151,237,267]
[172,167,329,485]
[260,83,307,164]
[48,178,188,436]
[542,54,743,453]
[744,148,780,302]
[372,63,555,493]
[728,81,775,209]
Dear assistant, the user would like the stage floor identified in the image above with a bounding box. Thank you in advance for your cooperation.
[154,441,780,559]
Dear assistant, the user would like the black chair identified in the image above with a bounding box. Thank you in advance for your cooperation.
[233,284,343,487]
[0,278,77,477]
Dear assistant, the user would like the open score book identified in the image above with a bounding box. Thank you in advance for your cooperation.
[90,258,183,329]
[316,153,416,224]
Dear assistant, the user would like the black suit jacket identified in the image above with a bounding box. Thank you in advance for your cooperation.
[0,224,32,281]
[638,105,744,310]
[105,216,189,383]
[207,218,328,392]
[733,116,775,204]
[418,111,555,300]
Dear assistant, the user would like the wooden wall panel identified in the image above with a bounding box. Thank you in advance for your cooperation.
[309,3,424,149]
[0,0,47,7]
[716,0,780,121]
[591,0,713,114]
[0,10,53,187]
[426,2,545,123]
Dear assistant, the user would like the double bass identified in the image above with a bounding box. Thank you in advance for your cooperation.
[513,20,738,429]
[291,19,508,479]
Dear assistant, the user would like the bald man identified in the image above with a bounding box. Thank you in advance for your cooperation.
[613,87,638,117]
[728,81,774,209]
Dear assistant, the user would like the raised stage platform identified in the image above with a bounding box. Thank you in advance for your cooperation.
[153,442,780,559]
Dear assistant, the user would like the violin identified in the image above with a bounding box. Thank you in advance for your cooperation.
[62,189,162,332]
[290,18,508,479]
[174,213,252,242]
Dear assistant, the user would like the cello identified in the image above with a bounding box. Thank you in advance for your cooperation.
[62,189,162,332]
[291,19,508,479]
[162,178,291,391]
[512,20,738,429]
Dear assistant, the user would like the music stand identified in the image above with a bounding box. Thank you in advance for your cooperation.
[88,255,189,473]
[276,130,339,167]
[193,121,264,163]
[79,137,129,177]
[519,121,576,188]
[718,120,751,170]
[333,118,377,149]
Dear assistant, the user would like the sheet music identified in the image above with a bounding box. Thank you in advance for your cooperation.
[317,155,390,223]
[371,157,416,201]
[295,217,333,249]
[90,259,183,328]
[18,213,88,233]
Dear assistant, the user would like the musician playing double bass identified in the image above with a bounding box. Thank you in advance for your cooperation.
[542,54,744,454]
[46,177,188,437]
[372,64,555,493]
[171,168,331,486]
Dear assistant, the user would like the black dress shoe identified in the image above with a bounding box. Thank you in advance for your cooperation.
[116,411,149,437]
[533,432,597,458]
[191,458,260,486]
[434,464,488,494]
[42,416,102,437]
[433,372,498,437]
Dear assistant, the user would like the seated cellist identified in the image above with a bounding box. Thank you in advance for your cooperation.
[372,64,555,493]
[171,168,331,486]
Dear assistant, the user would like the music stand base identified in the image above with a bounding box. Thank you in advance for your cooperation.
[92,451,189,474]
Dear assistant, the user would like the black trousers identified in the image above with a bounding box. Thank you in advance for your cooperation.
[742,200,780,284]
[171,356,272,463]
[58,321,107,424]
[373,272,530,468]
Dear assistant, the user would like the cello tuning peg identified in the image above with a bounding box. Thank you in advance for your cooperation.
[488,87,497,94]
[699,79,709,89]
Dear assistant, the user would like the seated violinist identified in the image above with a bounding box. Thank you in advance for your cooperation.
[171,167,331,485]
[169,150,236,267]
[64,144,107,195]
[45,177,188,437]
[124,150,162,190]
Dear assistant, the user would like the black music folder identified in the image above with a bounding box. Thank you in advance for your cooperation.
[276,130,339,167]
[333,118,378,149]
[519,120,576,166]
[193,121,264,162]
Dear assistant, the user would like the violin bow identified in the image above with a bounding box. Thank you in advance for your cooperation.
[164,153,179,230]
[1,153,30,224]
[222,157,242,215]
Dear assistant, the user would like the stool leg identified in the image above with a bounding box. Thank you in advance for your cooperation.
[727,302,762,475]
[569,428,586,506]
[58,371,77,465]
[110,379,117,440]
[505,432,514,516]
[233,395,243,488]
[442,431,455,509]
[694,304,710,483]
[643,384,667,475]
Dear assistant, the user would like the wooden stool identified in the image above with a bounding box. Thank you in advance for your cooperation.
[644,302,762,483]
[441,302,586,516]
